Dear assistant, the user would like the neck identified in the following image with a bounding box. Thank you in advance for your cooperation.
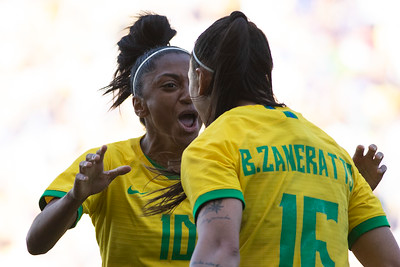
[237,100,257,106]
[140,133,184,169]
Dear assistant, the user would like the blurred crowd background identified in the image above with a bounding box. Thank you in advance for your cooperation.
[1,0,399,266]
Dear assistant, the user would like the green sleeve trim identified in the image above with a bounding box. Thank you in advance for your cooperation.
[39,190,83,228]
[348,215,390,249]
[193,189,245,222]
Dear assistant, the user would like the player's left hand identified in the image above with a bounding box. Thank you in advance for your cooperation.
[352,144,387,191]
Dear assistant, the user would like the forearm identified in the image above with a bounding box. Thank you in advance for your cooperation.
[26,190,84,255]
[190,239,240,267]
[190,198,242,267]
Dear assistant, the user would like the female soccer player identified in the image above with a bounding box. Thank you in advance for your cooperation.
[26,14,201,266]
[26,12,388,267]
[180,11,400,266]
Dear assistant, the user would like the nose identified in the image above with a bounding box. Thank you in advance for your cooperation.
[180,85,192,104]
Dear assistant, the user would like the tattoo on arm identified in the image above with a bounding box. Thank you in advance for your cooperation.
[192,260,223,267]
[203,199,223,215]
[199,199,231,225]
[200,215,231,225]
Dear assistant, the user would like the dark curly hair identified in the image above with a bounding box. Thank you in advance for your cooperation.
[101,12,189,125]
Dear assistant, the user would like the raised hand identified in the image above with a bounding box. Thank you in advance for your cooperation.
[353,144,387,191]
[70,145,131,201]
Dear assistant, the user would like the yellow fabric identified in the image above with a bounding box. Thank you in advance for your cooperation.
[182,105,388,266]
[40,137,196,267]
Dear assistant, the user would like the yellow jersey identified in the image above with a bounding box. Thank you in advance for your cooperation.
[181,105,389,266]
[40,137,196,267]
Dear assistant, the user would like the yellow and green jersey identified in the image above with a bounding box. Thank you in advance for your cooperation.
[39,137,196,267]
[181,105,389,266]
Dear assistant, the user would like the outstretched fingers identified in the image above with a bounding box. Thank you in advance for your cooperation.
[75,172,89,182]
[353,144,387,191]
[365,144,377,161]
[374,149,387,181]
[105,166,132,183]
[365,144,386,174]
[79,160,93,175]
[73,145,130,199]
[353,145,366,161]
[83,145,107,164]
[96,145,107,162]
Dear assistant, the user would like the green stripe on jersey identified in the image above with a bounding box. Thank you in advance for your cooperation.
[348,215,389,248]
[193,189,245,222]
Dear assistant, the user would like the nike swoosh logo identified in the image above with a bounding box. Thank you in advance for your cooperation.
[127,186,148,195]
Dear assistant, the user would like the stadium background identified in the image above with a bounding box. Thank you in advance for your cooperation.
[1,0,399,266]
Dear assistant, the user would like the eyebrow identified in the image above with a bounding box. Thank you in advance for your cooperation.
[154,73,182,83]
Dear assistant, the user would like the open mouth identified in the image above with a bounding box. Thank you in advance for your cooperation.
[178,111,199,132]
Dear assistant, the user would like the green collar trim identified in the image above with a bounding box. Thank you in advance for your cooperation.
[143,154,180,180]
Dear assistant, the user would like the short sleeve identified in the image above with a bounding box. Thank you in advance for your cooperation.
[347,168,389,248]
[181,128,245,221]
[38,147,99,227]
